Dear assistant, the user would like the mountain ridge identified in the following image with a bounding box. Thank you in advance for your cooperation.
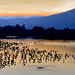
[0,8,75,29]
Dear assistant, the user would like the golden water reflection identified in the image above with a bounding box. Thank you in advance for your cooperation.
[0,39,75,75]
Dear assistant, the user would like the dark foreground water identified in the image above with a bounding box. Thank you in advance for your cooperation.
[0,39,75,75]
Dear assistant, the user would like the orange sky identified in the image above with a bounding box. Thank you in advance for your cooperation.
[0,0,74,16]
[0,12,59,16]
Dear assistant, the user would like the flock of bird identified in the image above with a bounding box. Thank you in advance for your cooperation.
[0,40,75,69]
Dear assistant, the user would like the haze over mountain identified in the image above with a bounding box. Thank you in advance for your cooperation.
[0,16,44,19]
[0,9,75,29]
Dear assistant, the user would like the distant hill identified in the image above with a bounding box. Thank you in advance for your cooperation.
[0,9,75,29]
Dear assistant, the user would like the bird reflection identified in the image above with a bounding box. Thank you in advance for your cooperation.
[0,40,75,69]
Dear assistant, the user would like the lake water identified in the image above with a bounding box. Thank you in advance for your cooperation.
[0,39,75,75]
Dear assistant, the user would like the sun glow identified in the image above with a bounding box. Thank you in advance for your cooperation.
[0,0,74,16]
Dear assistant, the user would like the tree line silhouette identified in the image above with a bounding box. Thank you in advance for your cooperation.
[0,24,75,40]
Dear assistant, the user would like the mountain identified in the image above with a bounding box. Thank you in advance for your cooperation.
[0,16,44,19]
[0,9,75,29]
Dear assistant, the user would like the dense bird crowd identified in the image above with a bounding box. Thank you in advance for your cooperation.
[0,40,75,69]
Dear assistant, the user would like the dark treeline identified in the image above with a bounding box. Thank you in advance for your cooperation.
[0,24,75,40]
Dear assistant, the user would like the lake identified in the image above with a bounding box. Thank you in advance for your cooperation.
[0,39,75,75]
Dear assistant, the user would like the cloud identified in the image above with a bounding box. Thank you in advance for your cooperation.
[0,0,74,14]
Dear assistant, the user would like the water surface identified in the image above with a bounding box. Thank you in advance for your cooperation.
[0,39,75,75]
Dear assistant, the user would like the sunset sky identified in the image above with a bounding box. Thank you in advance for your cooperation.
[0,0,75,16]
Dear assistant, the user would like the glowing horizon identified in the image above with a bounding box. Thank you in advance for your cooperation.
[0,0,75,16]
[0,12,60,17]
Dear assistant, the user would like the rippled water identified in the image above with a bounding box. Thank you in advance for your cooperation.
[0,39,75,75]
